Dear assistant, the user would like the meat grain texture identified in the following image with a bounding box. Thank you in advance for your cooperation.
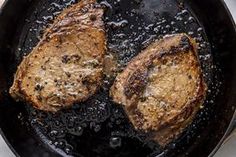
[10,0,106,112]
[110,34,207,146]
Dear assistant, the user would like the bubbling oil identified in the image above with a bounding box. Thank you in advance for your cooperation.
[14,0,221,156]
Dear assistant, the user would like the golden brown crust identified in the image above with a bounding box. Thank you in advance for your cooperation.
[110,33,207,146]
[10,0,106,112]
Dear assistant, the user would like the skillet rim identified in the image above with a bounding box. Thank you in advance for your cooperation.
[0,0,235,157]
[207,0,236,156]
[0,0,20,157]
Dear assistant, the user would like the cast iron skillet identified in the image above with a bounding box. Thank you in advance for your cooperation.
[0,0,236,157]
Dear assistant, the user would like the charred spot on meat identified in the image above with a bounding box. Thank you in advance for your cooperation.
[110,33,207,146]
[9,0,106,112]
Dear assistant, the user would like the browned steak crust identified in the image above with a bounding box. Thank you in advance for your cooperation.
[9,0,106,112]
[110,33,207,146]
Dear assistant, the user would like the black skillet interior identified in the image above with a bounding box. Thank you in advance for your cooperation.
[0,0,236,157]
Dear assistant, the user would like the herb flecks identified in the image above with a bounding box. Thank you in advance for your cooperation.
[35,84,44,91]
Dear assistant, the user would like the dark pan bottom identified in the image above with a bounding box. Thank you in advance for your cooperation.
[0,0,236,157]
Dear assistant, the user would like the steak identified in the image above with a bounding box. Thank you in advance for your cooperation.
[110,34,207,146]
[10,0,106,112]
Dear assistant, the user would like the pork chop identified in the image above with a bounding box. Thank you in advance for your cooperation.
[110,33,207,146]
[10,0,106,112]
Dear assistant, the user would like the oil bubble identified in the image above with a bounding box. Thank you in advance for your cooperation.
[110,137,122,148]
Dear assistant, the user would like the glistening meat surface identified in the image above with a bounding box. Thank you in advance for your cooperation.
[10,0,106,112]
[110,33,207,146]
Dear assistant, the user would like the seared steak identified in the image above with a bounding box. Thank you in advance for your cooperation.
[10,0,106,112]
[110,34,207,146]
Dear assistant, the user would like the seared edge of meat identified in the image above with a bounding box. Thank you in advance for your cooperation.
[110,33,207,146]
[10,0,107,112]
